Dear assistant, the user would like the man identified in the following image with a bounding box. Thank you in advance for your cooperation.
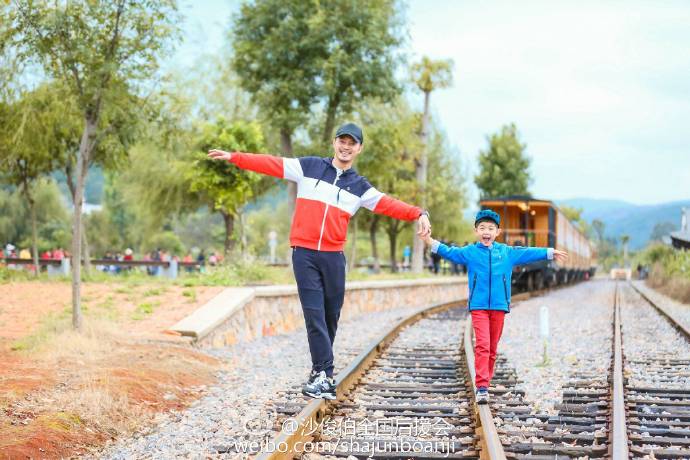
[208,122,431,399]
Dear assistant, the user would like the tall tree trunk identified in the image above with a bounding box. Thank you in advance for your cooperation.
[369,215,380,273]
[66,157,91,275]
[387,221,400,273]
[29,194,39,277]
[81,218,91,275]
[281,127,295,265]
[321,94,340,146]
[411,90,431,273]
[221,211,235,257]
[72,117,96,331]
[239,211,249,261]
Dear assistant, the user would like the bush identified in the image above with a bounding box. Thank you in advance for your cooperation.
[639,243,690,303]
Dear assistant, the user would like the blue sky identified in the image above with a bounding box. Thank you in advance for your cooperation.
[169,0,690,206]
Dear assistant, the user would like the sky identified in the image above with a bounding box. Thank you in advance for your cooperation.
[170,0,690,206]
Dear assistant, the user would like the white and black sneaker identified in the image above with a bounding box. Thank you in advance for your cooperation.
[476,387,489,405]
[302,371,337,400]
[302,370,327,399]
[320,376,337,400]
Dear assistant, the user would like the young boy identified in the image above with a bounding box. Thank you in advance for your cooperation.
[420,209,568,404]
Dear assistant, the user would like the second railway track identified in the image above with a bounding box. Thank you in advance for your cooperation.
[246,280,690,459]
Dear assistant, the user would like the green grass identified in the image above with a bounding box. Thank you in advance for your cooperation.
[142,287,167,297]
[131,301,159,321]
[182,288,197,302]
[4,259,451,288]
[10,306,72,352]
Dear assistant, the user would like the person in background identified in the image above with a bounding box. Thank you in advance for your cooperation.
[52,248,65,260]
[183,252,194,273]
[402,245,411,271]
[196,249,206,273]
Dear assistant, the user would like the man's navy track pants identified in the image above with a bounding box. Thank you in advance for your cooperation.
[292,246,346,378]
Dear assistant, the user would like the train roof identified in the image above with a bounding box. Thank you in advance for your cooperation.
[479,195,579,221]
[480,195,551,204]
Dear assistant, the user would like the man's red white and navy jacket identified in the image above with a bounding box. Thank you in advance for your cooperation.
[229,152,423,252]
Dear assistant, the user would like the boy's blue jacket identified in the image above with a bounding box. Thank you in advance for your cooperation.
[431,241,554,312]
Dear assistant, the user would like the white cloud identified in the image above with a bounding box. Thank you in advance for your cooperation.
[406,0,690,204]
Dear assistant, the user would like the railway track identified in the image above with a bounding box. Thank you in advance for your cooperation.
[616,282,690,459]
[220,280,689,459]
[247,298,508,459]
[489,281,690,459]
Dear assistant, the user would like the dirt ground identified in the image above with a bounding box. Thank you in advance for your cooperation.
[0,280,226,458]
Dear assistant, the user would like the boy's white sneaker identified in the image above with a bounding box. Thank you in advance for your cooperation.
[476,387,489,404]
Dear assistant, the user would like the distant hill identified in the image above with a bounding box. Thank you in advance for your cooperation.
[558,198,689,250]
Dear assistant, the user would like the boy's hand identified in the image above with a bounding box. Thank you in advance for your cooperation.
[417,214,431,238]
[207,149,233,161]
[418,230,434,246]
[553,249,568,262]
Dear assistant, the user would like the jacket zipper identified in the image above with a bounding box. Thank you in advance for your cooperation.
[503,274,508,304]
[317,171,341,250]
[488,248,492,308]
[469,273,477,307]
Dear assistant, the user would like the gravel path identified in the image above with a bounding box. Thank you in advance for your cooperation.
[632,280,690,332]
[620,283,690,390]
[500,280,613,413]
[97,305,421,459]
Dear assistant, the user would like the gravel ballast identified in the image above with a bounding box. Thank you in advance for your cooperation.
[500,280,614,413]
[97,305,423,459]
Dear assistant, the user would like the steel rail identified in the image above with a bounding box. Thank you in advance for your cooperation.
[463,319,507,460]
[255,298,464,460]
[629,282,690,341]
[611,283,629,459]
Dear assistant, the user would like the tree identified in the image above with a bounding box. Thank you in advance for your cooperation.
[410,56,453,272]
[311,0,403,145]
[5,0,181,329]
[650,221,677,242]
[475,123,532,200]
[621,234,630,265]
[231,0,321,226]
[592,219,605,243]
[359,98,422,272]
[231,0,405,226]
[0,84,62,273]
[188,119,270,256]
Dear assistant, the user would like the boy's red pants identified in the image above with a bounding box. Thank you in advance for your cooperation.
[471,310,506,388]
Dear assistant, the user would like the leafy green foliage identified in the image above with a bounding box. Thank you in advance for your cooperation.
[231,0,404,147]
[474,123,532,200]
[188,119,269,215]
[411,57,453,94]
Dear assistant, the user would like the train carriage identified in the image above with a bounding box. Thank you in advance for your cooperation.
[479,195,597,291]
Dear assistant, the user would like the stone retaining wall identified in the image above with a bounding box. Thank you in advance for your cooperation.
[187,278,467,348]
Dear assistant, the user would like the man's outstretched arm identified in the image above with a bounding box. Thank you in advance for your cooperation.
[207,149,303,182]
[360,186,431,237]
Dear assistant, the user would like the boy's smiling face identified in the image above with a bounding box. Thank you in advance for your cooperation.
[475,220,501,247]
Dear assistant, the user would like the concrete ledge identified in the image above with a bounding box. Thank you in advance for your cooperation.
[253,277,462,297]
[170,288,254,339]
[171,277,468,348]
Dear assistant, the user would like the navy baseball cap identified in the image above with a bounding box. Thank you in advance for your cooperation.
[335,123,363,144]
[475,209,500,227]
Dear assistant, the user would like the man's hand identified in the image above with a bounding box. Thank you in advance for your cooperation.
[553,249,568,262]
[207,149,233,161]
[417,214,431,239]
